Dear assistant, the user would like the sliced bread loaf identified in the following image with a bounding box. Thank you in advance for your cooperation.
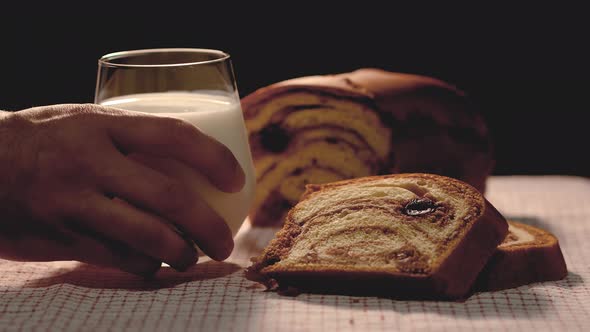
[246,173,507,299]
[475,221,567,291]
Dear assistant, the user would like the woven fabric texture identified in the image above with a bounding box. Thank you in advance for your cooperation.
[1,176,588,331]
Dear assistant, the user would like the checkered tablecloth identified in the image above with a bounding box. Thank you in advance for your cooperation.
[1,176,589,331]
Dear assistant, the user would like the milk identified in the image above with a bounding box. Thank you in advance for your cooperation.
[100,92,255,237]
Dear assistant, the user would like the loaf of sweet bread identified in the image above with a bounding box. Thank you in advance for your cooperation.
[242,69,493,227]
[475,221,567,291]
[246,173,508,299]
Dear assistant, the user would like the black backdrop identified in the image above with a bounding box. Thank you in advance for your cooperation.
[0,6,586,177]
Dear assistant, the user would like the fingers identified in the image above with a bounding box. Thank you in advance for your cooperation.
[128,154,234,261]
[67,233,163,277]
[93,148,194,218]
[90,151,234,260]
[105,112,245,193]
[2,228,162,277]
[66,193,199,271]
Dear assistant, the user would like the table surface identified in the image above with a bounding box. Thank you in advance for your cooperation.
[1,176,589,331]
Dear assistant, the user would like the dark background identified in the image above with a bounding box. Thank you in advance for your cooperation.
[1,7,587,177]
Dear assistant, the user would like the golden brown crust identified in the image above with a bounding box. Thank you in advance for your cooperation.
[246,173,508,299]
[474,221,568,292]
[243,69,494,227]
[241,68,463,112]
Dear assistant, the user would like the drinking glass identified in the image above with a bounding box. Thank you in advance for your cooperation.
[95,48,255,239]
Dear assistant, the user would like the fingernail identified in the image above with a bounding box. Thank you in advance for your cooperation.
[172,243,199,272]
[216,219,235,260]
[233,160,246,192]
[138,263,162,279]
[211,237,234,261]
[223,238,235,259]
[130,259,162,279]
[219,145,245,193]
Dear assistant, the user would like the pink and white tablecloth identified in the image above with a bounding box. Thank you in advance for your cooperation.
[1,176,589,331]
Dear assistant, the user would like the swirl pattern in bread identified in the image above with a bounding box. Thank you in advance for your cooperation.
[242,69,493,227]
[246,173,507,299]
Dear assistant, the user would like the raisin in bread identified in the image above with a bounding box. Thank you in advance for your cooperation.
[246,173,507,299]
[475,221,567,291]
[242,68,493,226]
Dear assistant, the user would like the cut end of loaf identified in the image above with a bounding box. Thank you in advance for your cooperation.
[474,221,568,292]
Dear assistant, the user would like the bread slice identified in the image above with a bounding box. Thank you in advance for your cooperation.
[242,68,494,227]
[246,173,508,299]
[474,221,567,291]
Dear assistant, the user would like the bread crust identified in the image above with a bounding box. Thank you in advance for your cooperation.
[241,68,463,110]
[243,69,494,227]
[474,221,568,291]
[246,173,508,300]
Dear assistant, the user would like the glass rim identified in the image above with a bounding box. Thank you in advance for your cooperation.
[98,48,231,68]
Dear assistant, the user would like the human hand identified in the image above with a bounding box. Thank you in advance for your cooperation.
[0,104,244,276]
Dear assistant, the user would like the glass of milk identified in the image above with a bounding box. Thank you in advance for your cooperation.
[95,48,255,243]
